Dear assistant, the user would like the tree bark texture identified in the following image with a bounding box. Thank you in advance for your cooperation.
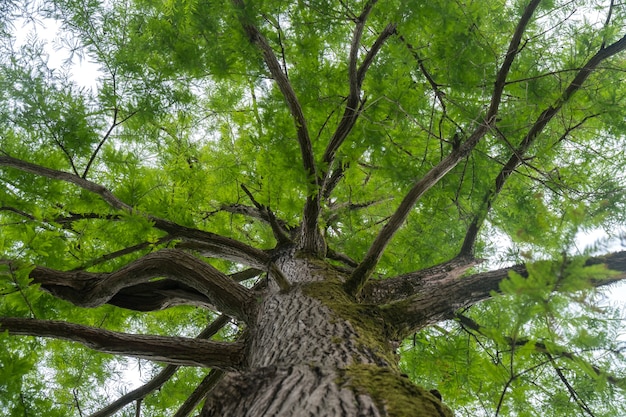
[201,254,453,417]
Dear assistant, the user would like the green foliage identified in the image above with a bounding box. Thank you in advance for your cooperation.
[1,0,626,415]
[401,260,626,416]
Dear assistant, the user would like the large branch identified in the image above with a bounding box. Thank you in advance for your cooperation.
[172,230,269,268]
[105,280,214,311]
[0,317,245,370]
[29,249,255,321]
[88,315,231,417]
[460,33,626,255]
[360,255,480,304]
[0,155,269,268]
[344,1,542,296]
[380,251,626,339]
[94,269,262,312]
[232,0,324,254]
[232,0,316,183]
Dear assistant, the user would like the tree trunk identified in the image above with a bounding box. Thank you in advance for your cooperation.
[201,253,452,417]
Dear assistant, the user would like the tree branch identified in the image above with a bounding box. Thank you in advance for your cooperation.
[218,203,293,238]
[459,33,626,256]
[88,315,231,417]
[82,108,136,179]
[360,255,480,304]
[240,184,292,245]
[0,154,132,211]
[397,34,447,116]
[487,0,543,121]
[0,154,269,268]
[29,249,256,321]
[105,280,214,312]
[74,236,175,271]
[233,0,316,183]
[343,2,594,296]
[380,251,626,338]
[547,353,597,417]
[322,16,397,175]
[0,317,245,370]
[456,313,626,390]
[173,370,225,417]
[0,205,35,220]
[232,0,324,254]
[172,230,269,269]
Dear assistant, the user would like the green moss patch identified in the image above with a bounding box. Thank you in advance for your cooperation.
[337,364,453,417]
[303,280,398,368]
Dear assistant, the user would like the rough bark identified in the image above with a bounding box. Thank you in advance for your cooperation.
[0,317,245,369]
[380,251,626,338]
[29,249,255,321]
[200,254,453,417]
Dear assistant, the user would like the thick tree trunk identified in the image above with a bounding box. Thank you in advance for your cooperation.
[201,254,452,417]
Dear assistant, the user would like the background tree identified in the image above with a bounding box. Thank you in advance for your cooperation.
[1,0,626,415]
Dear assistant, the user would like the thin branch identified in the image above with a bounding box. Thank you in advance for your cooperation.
[601,0,616,49]
[397,34,446,114]
[0,206,35,220]
[326,248,359,268]
[173,370,225,417]
[240,184,291,245]
[457,313,626,390]
[322,17,397,178]
[459,33,626,256]
[323,162,348,200]
[218,203,293,238]
[52,135,80,177]
[0,317,245,369]
[0,154,132,211]
[29,249,255,321]
[547,353,597,417]
[83,108,137,179]
[74,235,175,271]
[88,315,231,417]
[487,0,543,121]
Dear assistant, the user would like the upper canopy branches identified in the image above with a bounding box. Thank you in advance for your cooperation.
[460,32,626,256]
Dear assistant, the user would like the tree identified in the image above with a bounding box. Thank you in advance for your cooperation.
[1,0,626,415]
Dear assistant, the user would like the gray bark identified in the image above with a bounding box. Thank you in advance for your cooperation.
[201,254,452,417]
